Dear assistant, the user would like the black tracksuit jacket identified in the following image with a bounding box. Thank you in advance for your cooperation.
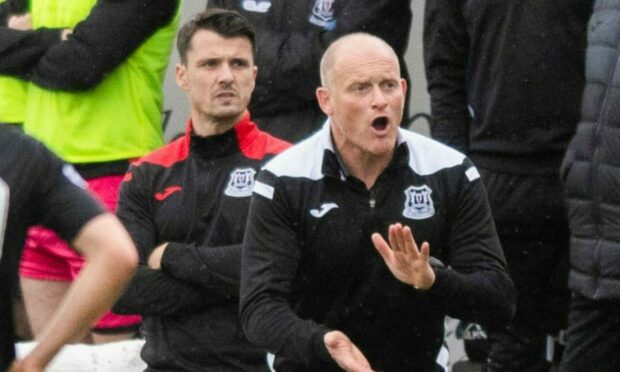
[240,123,516,372]
[114,113,290,371]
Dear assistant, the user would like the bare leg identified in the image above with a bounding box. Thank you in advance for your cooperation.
[20,277,92,343]
[12,293,33,341]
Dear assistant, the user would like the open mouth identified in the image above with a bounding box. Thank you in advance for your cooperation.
[371,116,389,131]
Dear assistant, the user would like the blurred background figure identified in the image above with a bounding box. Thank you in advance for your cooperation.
[424,0,593,370]
[207,0,413,143]
[0,0,31,344]
[559,1,620,371]
[0,0,181,344]
[0,127,138,372]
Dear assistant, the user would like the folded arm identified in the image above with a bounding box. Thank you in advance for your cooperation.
[0,0,178,90]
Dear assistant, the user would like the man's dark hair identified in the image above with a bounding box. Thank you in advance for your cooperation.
[177,8,255,64]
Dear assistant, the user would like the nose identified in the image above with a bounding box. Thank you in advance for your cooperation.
[217,63,234,84]
[371,85,388,110]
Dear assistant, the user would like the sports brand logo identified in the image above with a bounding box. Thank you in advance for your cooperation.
[310,202,338,218]
[241,0,271,13]
[309,0,336,30]
[155,185,182,201]
[403,185,435,220]
[225,168,256,197]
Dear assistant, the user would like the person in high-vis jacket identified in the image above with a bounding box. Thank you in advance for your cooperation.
[0,0,27,129]
[0,0,181,343]
[240,33,515,372]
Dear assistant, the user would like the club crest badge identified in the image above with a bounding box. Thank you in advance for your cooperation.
[225,168,256,197]
[309,0,336,30]
[241,0,272,13]
[403,185,435,220]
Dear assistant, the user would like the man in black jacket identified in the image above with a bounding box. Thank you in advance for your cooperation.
[113,10,290,371]
[240,33,515,372]
[207,0,412,143]
[424,1,593,370]
[559,2,620,371]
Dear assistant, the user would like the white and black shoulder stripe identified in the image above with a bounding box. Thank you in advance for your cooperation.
[399,129,479,181]
[261,122,332,180]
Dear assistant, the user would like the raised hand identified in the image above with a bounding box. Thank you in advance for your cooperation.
[324,330,374,372]
[371,223,435,290]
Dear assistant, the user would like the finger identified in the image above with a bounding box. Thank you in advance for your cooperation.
[371,233,393,262]
[401,225,421,259]
[401,225,417,254]
[420,242,431,261]
[388,224,401,252]
[393,224,409,253]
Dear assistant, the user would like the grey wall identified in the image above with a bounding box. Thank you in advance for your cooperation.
[162,0,429,140]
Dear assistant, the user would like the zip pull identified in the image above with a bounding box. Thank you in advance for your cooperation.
[369,189,376,209]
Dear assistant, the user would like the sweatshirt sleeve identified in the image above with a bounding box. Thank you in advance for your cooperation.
[0,0,178,90]
[160,242,242,298]
[0,27,62,78]
[113,267,218,316]
[423,0,471,153]
[424,159,516,330]
[240,171,338,369]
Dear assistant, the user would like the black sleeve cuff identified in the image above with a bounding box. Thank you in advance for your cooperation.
[160,241,189,273]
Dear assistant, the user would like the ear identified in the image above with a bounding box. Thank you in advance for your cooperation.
[250,65,258,91]
[400,78,408,97]
[316,87,333,116]
[175,63,189,91]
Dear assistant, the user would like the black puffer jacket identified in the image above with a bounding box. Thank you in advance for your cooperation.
[561,0,620,300]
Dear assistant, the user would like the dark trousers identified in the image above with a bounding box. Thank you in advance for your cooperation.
[559,293,620,372]
[478,169,571,372]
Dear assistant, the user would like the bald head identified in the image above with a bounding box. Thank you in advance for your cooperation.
[319,33,401,88]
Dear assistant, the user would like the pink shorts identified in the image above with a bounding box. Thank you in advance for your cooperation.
[20,174,141,331]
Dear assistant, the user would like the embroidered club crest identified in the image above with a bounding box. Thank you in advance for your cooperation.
[403,185,435,220]
[225,168,256,197]
[309,0,336,30]
[241,0,271,13]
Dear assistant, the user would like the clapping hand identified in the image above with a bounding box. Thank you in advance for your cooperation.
[324,331,374,372]
[371,223,436,290]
